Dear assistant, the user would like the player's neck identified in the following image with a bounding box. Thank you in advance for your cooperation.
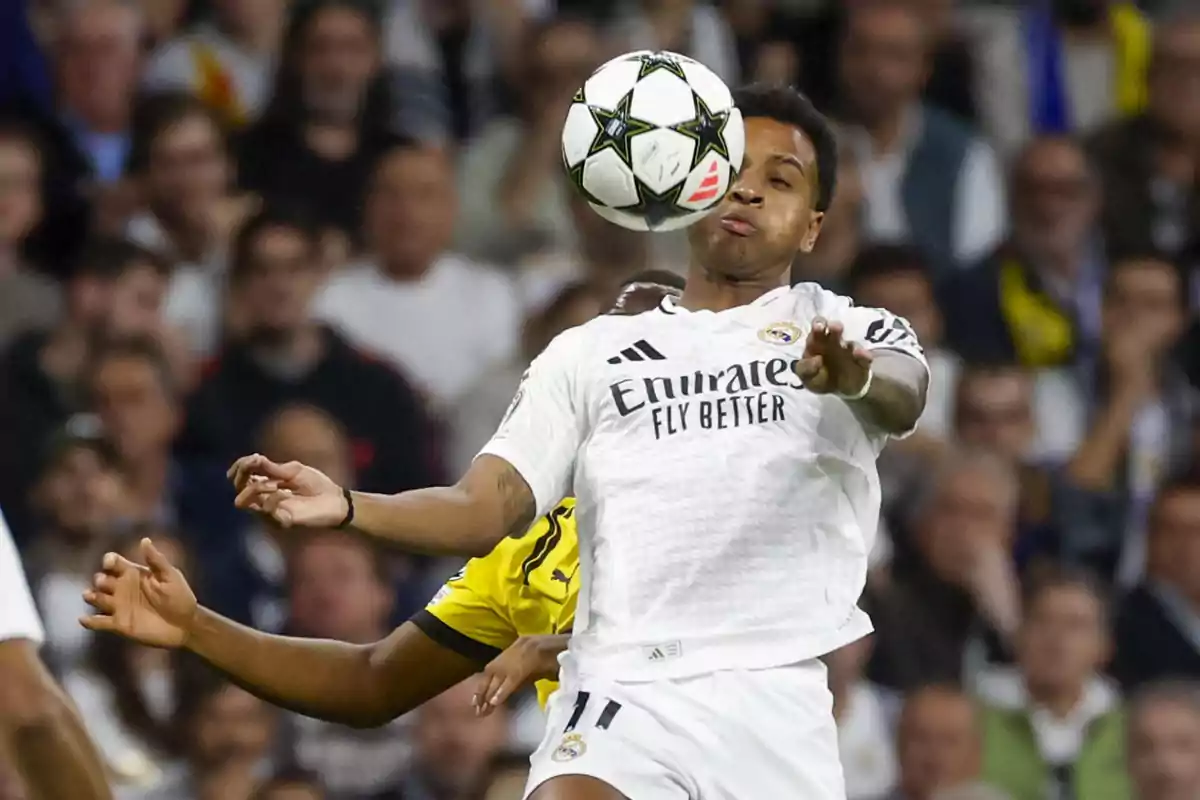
[677,267,789,312]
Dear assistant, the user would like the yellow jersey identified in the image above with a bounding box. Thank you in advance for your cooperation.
[410,499,579,706]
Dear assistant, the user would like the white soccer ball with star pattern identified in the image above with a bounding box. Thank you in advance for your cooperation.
[561,50,745,232]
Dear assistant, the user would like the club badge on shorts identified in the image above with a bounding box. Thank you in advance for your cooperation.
[551,732,587,762]
[758,322,801,345]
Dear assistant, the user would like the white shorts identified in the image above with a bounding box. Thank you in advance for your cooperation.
[524,657,845,800]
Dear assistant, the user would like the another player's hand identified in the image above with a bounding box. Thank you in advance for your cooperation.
[80,538,197,648]
[473,635,566,717]
[227,453,347,528]
[794,317,874,396]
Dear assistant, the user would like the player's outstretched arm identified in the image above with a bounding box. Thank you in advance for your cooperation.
[796,317,928,435]
[229,453,535,558]
[81,540,483,728]
[0,640,114,800]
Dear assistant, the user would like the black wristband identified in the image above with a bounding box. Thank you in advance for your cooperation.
[336,487,355,529]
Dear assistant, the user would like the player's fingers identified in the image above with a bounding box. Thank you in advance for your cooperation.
[473,672,499,715]
[228,453,265,485]
[851,346,874,365]
[141,538,174,579]
[488,675,517,708]
[83,588,115,613]
[101,552,142,577]
[234,480,273,511]
[824,320,845,340]
[79,615,118,633]
[92,572,117,595]
[793,355,823,381]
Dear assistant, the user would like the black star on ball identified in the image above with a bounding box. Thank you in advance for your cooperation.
[672,93,731,168]
[586,90,655,165]
[636,52,689,81]
[620,180,687,230]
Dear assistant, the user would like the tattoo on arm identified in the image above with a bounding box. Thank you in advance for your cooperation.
[496,462,537,538]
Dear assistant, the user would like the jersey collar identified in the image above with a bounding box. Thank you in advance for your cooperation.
[659,285,790,315]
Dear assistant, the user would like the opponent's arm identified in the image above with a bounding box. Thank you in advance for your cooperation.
[0,640,113,800]
[184,612,480,728]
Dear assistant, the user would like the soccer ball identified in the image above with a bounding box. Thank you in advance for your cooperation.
[561,50,745,233]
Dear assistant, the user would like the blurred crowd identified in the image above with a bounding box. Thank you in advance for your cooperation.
[1,0,1199,798]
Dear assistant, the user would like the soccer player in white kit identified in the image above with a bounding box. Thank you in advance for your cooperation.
[225,84,929,799]
[0,510,112,799]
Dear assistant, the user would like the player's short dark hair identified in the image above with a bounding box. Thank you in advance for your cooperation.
[845,244,931,299]
[732,84,838,212]
[127,90,228,175]
[621,269,686,292]
[229,205,321,285]
[86,336,180,404]
[74,236,171,282]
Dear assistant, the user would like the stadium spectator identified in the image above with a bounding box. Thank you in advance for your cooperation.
[828,636,900,800]
[23,428,125,673]
[151,670,278,800]
[610,0,739,85]
[401,681,510,800]
[315,145,520,410]
[0,123,60,352]
[976,569,1128,800]
[125,92,253,358]
[184,208,439,497]
[66,529,192,799]
[0,239,170,545]
[890,686,987,800]
[454,17,601,265]
[868,450,1020,691]
[969,0,1150,157]
[237,0,426,248]
[253,769,327,800]
[1126,682,1200,800]
[53,0,143,184]
[838,0,1005,276]
[450,281,603,476]
[1055,254,1191,582]
[85,337,243,560]
[1088,13,1200,259]
[942,136,1105,369]
[1112,479,1200,690]
[142,0,286,127]
[278,531,412,799]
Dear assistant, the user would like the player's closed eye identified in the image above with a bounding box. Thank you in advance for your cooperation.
[770,177,791,189]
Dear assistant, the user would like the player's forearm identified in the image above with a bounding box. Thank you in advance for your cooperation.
[349,486,511,558]
[0,656,112,800]
[850,353,928,434]
[186,607,395,727]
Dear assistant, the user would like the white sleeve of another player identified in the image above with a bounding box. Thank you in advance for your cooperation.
[0,509,45,645]
[476,331,586,519]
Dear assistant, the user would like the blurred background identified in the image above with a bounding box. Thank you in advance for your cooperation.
[1,0,1199,798]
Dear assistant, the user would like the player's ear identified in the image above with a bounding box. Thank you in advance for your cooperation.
[797,211,824,254]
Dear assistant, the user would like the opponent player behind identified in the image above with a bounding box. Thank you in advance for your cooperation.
[79,276,685,728]
[224,82,928,800]
[0,509,112,800]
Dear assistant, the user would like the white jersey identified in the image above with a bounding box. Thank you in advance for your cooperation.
[480,283,927,680]
[0,509,44,645]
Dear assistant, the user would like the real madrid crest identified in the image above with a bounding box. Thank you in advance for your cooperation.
[758,322,802,345]
[551,732,587,762]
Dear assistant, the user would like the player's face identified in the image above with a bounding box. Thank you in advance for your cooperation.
[687,116,824,280]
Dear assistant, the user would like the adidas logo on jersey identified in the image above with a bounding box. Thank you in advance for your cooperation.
[642,641,682,662]
[606,339,665,364]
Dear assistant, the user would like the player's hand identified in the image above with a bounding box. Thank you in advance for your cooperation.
[794,317,874,396]
[472,635,566,717]
[227,454,348,528]
[80,538,197,648]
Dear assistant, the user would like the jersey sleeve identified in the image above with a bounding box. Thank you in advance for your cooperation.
[0,510,44,645]
[840,305,929,369]
[411,554,516,664]
[477,330,586,519]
